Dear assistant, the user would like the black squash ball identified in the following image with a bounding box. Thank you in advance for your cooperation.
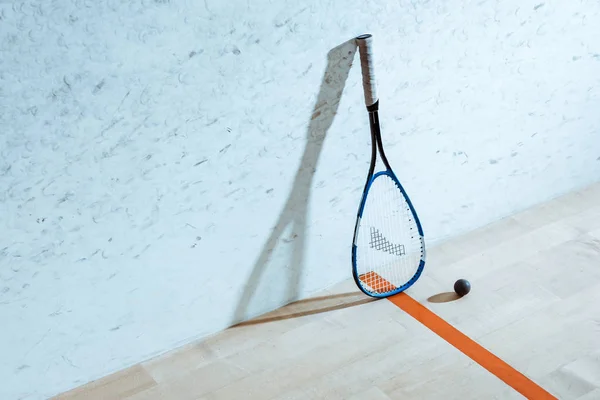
[454,279,471,297]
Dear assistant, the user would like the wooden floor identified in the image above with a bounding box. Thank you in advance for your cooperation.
[55,182,600,400]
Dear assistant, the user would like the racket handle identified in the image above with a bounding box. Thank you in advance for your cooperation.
[356,33,378,109]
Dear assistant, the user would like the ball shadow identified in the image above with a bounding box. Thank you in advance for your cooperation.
[427,292,461,303]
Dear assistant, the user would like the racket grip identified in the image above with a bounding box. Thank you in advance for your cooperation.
[356,34,378,108]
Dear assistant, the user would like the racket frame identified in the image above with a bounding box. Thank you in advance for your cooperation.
[351,34,426,298]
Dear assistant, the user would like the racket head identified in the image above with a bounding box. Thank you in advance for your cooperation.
[352,169,426,298]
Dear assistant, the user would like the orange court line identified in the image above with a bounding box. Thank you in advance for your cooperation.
[359,272,557,400]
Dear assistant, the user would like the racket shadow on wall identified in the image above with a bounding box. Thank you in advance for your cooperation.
[231,40,357,325]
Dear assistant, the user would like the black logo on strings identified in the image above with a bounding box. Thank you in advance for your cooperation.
[369,227,405,256]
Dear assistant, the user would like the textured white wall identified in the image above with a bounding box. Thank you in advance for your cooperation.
[1,0,599,398]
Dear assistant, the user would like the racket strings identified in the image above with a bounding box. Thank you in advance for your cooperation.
[356,174,422,295]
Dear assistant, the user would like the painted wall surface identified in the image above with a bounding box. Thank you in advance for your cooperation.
[1,0,599,398]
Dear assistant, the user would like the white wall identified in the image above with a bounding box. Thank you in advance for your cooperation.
[1,0,599,398]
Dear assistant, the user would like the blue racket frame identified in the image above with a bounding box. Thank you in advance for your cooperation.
[351,171,426,298]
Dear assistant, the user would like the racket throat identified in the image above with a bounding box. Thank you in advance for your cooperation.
[368,110,392,171]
